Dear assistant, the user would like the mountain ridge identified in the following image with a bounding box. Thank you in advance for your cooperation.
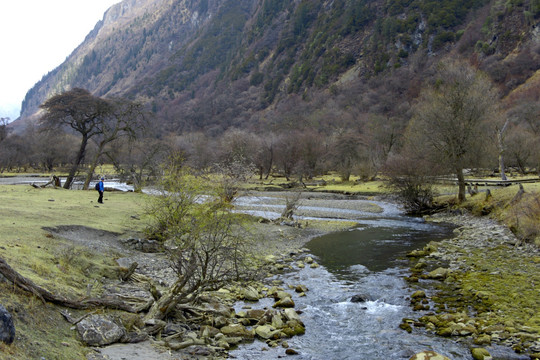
[17,0,540,134]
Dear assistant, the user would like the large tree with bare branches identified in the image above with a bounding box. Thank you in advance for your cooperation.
[39,88,144,189]
[406,61,499,202]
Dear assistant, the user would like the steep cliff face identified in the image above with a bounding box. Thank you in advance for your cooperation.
[19,0,540,133]
[21,0,213,118]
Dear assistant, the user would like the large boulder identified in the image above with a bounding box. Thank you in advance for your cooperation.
[0,305,15,345]
[242,286,261,301]
[471,347,492,360]
[254,325,280,340]
[220,323,254,339]
[245,309,266,321]
[283,309,303,324]
[273,297,295,308]
[76,315,126,346]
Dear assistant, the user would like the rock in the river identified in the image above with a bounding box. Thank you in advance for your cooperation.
[285,348,299,355]
[283,309,303,324]
[76,315,126,346]
[409,351,452,360]
[350,294,372,303]
[272,290,293,301]
[273,297,295,308]
[242,285,261,301]
[245,309,266,321]
[0,305,15,345]
[255,324,280,340]
[471,347,492,360]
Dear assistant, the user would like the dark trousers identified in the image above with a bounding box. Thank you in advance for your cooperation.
[98,191,104,204]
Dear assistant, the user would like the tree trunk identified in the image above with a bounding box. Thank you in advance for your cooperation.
[64,134,88,189]
[497,129,507,181]
[265,145,273,180]
[456,167,466,203]
[0,256,144,312]
[143,277,189,322]
[83,141,106,190]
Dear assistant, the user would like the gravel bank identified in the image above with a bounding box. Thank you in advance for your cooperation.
[406,212,540,358]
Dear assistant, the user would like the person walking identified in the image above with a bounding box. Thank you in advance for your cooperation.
[97,177,105,204]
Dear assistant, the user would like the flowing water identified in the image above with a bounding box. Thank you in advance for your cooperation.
[230,195,527,360]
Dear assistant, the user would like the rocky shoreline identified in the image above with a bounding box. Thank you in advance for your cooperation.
[403,212,540,360]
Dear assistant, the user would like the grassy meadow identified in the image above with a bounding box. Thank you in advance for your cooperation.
[0,185,148,360]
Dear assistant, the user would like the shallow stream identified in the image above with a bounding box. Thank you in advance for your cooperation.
[230,195,527,360]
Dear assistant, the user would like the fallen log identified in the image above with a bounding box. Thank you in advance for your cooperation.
[0,256,145,313]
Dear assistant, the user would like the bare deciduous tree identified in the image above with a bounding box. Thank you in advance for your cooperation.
[40,88,111,189]
[407,60,498,202]
[82,97,145,190]
[39,88,144,189]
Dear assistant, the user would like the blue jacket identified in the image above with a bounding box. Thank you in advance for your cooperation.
[98,181,104,192]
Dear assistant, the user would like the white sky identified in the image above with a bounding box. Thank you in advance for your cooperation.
[0,0,121,121]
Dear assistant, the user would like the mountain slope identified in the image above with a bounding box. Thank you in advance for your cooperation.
[19,0,540,134]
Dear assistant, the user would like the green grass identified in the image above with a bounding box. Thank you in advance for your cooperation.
[245,173,390,195]
[0,185,148,360]
[451,182,540,245]
[0,163,117,178]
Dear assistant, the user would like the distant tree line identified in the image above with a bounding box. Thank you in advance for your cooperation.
[1,61,539,210]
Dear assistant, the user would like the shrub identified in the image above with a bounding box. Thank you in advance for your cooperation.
[384,154,437,215]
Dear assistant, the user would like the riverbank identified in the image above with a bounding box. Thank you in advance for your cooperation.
[404,212,540,359]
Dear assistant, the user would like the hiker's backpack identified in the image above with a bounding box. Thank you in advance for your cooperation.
[95,182,100,191]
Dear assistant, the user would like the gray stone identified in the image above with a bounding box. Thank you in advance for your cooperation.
[76,315,126,346]
[271,314,284,329]
[0,304,15,345]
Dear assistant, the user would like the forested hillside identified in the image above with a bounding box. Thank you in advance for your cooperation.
[19,0,540,132]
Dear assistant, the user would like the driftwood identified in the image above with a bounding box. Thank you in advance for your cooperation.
[154,337,206,351]
[0,256,146,313]
[60,309,97,324]
[120,262,139,282]
[31,175,62,189]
